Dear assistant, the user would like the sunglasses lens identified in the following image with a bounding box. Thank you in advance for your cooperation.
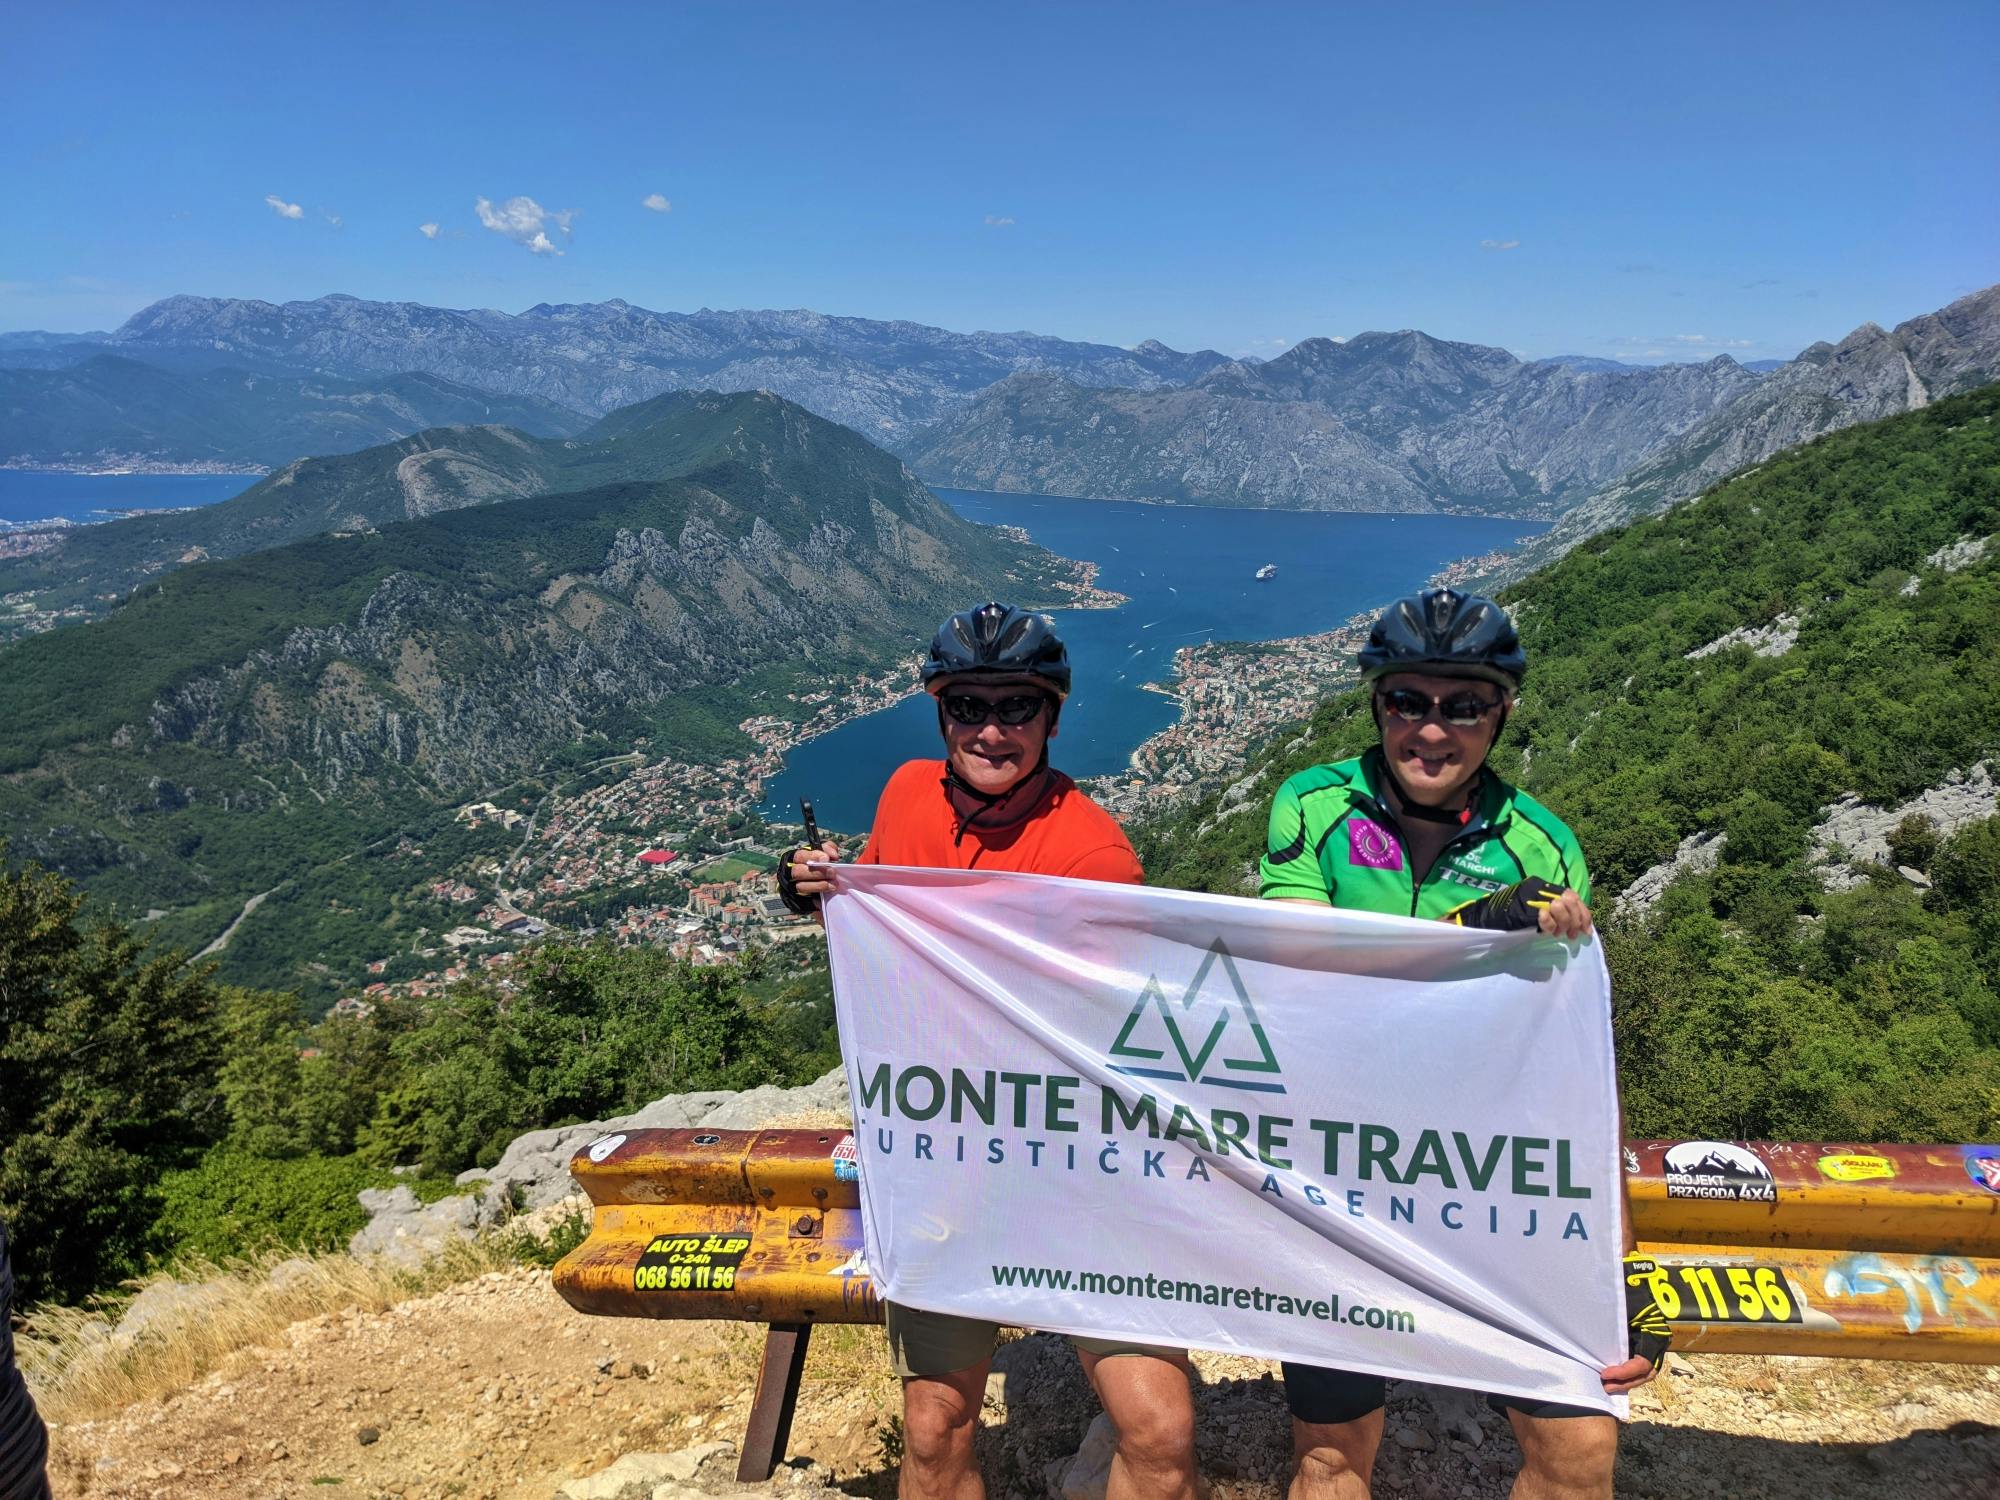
[1379,688,1498,725]
[943,693,1047,726]
[1380,689,1430,721]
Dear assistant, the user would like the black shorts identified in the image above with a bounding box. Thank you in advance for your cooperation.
[1281,1362,1604,1425]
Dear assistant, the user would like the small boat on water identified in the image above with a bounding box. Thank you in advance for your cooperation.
[1255,563,1277,581]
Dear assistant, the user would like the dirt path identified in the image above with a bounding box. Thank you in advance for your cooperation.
[195,886,279,958]
[45,1268,2000,1500]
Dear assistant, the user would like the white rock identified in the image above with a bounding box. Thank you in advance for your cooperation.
[555,1449,720,1500]
[348,1184,510,1267]
[554,1451,673,1500]
[455,1066,849,1212]
[1613,831,1725,919]
[656,1441,735,1483]
[1924,534,1992,573]
[1686,614,1800,661]
[1050,1413,1119,1500]
[1806,762,1999,891]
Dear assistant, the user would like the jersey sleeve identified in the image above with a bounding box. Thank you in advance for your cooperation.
[1064,841,1146,886]
[1568,846,1593,908]
[1259,775,1330,903]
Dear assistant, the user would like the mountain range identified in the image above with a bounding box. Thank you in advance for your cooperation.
[0,353,588,470]
[900,334,1767,514]
[9,289,1989,535]
[0,387,944,629]
[1501,283,2000,574]
[0,294,1232,444]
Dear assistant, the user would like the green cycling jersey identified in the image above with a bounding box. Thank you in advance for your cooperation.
[1259,747,1591,919]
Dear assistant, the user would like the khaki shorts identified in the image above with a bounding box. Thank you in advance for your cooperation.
[885,1300,1182,1379]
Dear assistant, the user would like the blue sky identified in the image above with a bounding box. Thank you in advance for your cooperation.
[5,1,1994,361]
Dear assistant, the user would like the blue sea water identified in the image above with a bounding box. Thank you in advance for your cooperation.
[0,470,257,527]
[761,490,1547,833]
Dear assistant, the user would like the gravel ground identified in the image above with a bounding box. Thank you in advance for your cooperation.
[44,1268,2000,1500]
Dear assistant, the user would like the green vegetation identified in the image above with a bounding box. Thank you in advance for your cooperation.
[151,1149,393,1265]
[0,850,222,1302]
[0,845,838,1305]
[1139,387,2000,1142]
[694,852,777,882]
[0,389,1070,999]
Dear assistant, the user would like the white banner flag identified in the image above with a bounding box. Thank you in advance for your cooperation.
[824,864,1630,1414]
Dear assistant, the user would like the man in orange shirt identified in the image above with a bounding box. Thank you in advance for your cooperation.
[782,603,1197,1500]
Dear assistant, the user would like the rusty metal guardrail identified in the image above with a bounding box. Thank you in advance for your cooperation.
[553,1130,2000,1475]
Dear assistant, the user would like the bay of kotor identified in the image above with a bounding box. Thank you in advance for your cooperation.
[761,489,1546,832]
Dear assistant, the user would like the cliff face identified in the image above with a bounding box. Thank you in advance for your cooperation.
[1508,283,2000,573]
[900,332,1764,514]
[35,295,1233,442]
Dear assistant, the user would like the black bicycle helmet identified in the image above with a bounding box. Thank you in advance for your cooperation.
[1357,587,1526,691]
[923,603,1072,697]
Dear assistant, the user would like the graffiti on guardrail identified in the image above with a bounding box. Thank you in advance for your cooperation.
[1823,1252,1997,1335]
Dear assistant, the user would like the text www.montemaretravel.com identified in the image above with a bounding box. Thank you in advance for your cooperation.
[990,1263,1418,1332]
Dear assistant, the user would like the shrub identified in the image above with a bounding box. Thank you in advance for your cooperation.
[153,1148,388,1265]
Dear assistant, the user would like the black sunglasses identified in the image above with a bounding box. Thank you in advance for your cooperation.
[941,692,1051,727]
[1376,686,1503,727]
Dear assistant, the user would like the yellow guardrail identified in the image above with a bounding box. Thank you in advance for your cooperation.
[552,1129,2000,1475]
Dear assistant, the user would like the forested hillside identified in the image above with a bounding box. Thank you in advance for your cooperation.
[0,849,836,1304]
[1136,386,2000,1143]
[0,387,924,632]
[0,391,1067,997]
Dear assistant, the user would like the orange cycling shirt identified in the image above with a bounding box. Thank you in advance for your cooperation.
[856,760,1143,885]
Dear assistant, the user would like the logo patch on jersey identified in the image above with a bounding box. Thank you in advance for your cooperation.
[1348,818,1403,872]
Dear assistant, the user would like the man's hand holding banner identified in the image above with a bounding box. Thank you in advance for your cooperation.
[824,864,1631,1415]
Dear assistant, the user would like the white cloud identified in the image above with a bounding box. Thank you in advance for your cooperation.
[1670,333,1756,348]
[265,195,304,220]
[984,214,1016,227]
[1479,238,1520,251]
[322,210,343,230]
[642,193,672,213]
[476,195,573,255]
[419,222,441,239]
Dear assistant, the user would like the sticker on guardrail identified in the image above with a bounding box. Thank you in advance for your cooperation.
[1964,1148,2000,1195]
[831,1132,860,1182]
[1664,1141,1777,1203]
[634,1233,750,1292]
[1643,1261,1802,1324]
[586,1133,627,1164]
[1817,1153,1896,1182]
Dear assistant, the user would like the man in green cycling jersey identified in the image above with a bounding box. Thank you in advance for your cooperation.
[1261,588,1660,1500]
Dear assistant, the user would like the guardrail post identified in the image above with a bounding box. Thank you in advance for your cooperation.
[737,1321,813,1481]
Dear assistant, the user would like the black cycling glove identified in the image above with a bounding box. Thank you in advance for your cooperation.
[775,847,821,916]
[1622,1254,1674,1375]
[1444,875,1564,932]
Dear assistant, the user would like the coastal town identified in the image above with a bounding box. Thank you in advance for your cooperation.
[332,554,1130,1008]
[326,542,1512,1010]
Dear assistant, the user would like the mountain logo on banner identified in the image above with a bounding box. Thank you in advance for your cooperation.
[1108,938,1285,1094]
